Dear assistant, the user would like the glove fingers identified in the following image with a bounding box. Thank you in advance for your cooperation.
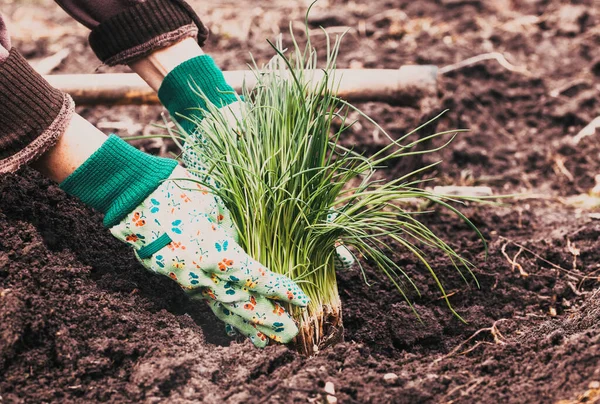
[327,210,355,269]
[207,300,268,348]
[253,323,297,345]
[334,243,355,270]
[186,281,251,304]
[189,225,309,307]
[240,269,309,308]
[200,275,251,303]
[139,248,251,303]
[222,294,299,344]
[211,251,310,307]
[255,271,309,307]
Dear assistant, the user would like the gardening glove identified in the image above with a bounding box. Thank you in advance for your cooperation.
[327,211,355,270]
[0,14,75,174]
[60,135,309,348]
[158,55,356,270]
[54,0,208,65]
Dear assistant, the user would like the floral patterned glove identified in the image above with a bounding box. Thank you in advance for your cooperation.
[110,166,309,347]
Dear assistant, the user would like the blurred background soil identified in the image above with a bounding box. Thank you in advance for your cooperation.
[1,0,600,402]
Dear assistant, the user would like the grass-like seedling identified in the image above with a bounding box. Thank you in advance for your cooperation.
[174,28,485,355]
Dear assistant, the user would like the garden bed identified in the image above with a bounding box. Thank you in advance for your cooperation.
[1,0,600,402]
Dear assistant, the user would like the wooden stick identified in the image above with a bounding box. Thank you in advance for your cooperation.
[44,66,437,107]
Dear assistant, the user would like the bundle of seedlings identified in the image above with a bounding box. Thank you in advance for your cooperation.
[172,29,484,355]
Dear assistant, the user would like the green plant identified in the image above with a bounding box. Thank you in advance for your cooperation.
[173,26,485,355]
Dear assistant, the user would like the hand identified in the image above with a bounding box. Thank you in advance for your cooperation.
[110,166,309,347]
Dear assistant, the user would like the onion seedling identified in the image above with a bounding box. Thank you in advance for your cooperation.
[174,28,485,355]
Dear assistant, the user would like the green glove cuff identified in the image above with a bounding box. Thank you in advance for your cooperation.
[157,55,238,134]
[60,134,178,228]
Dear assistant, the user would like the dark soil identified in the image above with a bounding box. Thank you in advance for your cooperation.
[2,0,600,402]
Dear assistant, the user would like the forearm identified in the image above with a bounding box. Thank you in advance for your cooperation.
[129,37,203,92]
[31,114,107,183]
[31,36,204,181]
[33,1,230,182]
[31,38,214,182]
[30,35,203,181]
[31,38,216,182]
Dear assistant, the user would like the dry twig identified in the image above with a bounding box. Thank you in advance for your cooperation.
[566,239,580,270]
[439,52,531,76]
[501,243,529,277]
[571,116,600,145]
[432,185,493,197]
[499,237,582,280]
[434,320,508,365]
[443,377,485,404]
[567,281,587,296]
[552,155,575,182]
[549,77,589,98]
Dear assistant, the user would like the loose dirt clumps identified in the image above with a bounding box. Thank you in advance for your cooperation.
[2,0,600,402]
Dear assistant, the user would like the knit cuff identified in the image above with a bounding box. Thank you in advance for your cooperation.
[157,55,238,133]
[60,134,178,227]
[89,0,209,66]
[0,48,74,174]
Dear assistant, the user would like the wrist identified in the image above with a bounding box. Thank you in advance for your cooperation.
[31,114,108,183]
[157,55,238,133]
[60,135,178,227]
[129,37,204,92]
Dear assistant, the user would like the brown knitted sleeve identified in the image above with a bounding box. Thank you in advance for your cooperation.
[55,0,209,66]
[0,47,74,174]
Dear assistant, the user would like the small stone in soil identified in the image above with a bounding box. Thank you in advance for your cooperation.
[324,382,337,404]
[384,373,399,384]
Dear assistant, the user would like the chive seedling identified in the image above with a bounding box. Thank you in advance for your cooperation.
[174,27,485,355]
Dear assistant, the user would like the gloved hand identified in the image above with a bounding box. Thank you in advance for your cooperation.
[60,135,308,347]
[54,0,208,65]
[112,166,310,347]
